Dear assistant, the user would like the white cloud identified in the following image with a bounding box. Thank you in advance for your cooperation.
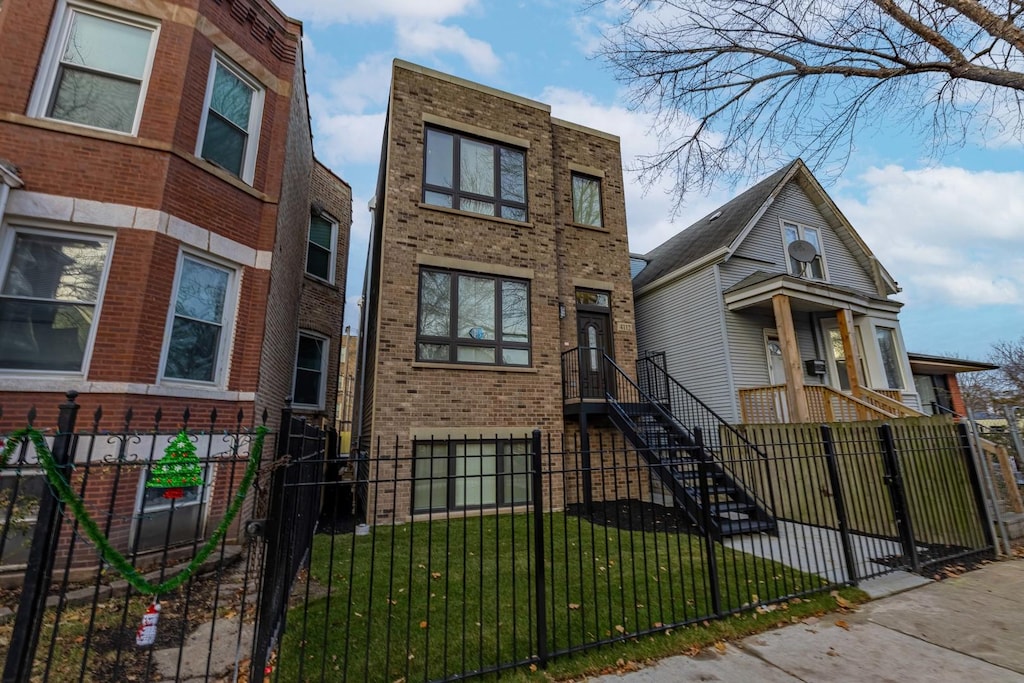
[395,21,501,76]
[311,54,393,114]
[836,165,1024,307]
[275,0,478,24]
[541,86,730,254]
[313,111,386,172]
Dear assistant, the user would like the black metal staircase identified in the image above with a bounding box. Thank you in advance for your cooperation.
[562,348,777,539]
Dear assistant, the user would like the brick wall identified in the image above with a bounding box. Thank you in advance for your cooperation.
[360,62,638,522]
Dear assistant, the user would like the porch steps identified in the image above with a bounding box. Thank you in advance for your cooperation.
[608,399,777,540]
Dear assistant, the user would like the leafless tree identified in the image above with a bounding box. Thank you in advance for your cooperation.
[592,0,1024,206]
[960,335,1024,412]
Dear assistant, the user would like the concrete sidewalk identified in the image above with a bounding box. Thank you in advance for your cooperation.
[589,558,1024,682]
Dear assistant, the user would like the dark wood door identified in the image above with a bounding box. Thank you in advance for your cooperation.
[577,311,612,399]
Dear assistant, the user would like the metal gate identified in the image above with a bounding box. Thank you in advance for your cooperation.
[251,408,332,679]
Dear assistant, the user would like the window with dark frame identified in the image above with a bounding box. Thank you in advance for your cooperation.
[413,439,531,512]
[416,267,530,367]
[422,127,528,221]
[571,173,603,227]
[292,332,327,407]
[306,213,336,282]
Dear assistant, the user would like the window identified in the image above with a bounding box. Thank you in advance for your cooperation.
[875,326,904,390]
[32,1,158,134]
[0,227,112,372]
[571,174,603,227]
[0,473,46,566]
[293,332,328,408]
[162,254,235,384]
[197,54,263,183]
[422,127,527,221]
[305,213,337,282]
[782,222,826,280]
[413,439,531,512]
[417,268,530,366]
[133,464,210,551]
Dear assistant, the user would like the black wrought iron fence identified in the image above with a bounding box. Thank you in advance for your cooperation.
[0,392,271,683]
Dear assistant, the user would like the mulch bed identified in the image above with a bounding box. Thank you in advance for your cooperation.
[567,499,698,534]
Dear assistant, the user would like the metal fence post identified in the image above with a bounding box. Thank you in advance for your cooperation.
[251,405,293,682]
[530,429,548,669]
[877,424,920,574]
[3,391,80,683]
[956,422,998,554]
[820,425,858,586]
[694,428,722,615]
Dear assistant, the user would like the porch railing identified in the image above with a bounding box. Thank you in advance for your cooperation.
[739,385,904,423]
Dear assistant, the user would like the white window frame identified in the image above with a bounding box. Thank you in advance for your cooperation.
[195,52,265,184]
[27,0,160,136]
[159,250,239,388]
[305,212,338,284]
[872,323,907,391]
[292,330,329,409]
[780,220,829,281]
[0,222,114,377]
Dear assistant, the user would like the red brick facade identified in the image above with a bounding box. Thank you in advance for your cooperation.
[0,0,351,571]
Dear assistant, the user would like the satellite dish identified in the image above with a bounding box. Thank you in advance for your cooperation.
[787,239,818,264]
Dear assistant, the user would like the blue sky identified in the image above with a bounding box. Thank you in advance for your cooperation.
[276,0,1023,361]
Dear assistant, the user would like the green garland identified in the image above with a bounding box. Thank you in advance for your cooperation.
[0,425,268,595]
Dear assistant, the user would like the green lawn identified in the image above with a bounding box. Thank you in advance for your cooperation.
[276,511,827,682]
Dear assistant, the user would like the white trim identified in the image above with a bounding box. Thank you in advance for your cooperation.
[195,52,265,184]
[0,377,255,400]
[292,330,330,409]
[633,248,730,298]
[0,222,115,378]
[158,250,240,389]
[780,219,829,282]
[5,190,272,269]
[28,0,160,136]
[304,213,338,284]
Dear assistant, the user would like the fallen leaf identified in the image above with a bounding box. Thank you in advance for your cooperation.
[615,624,626,633]
[419,621,428,629]
[835,619,850,630]
[713,641,726,654]
[569,603,581,610]
[431,572,441,579]
[529,664,537,672]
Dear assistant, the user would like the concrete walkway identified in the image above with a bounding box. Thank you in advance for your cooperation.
[589,557,1024,682]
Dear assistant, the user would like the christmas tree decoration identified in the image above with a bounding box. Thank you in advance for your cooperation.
[147,431,203,499]
[135,600,161,647]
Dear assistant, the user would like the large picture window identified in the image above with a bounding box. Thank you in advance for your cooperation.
[422,127,527,221]
[413,439,531,512]
[417,268,530,367]
[162,254,235,384]
[32,1,159,134]
[0,227,112,372]
[197,54,264,183]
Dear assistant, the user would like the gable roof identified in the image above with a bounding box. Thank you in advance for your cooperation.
[633,159,899,297]
[632,161,798,290]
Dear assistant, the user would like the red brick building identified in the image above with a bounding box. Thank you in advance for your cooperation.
[0,0,349,567]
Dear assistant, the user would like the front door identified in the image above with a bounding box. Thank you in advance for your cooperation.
[577,310,612,399]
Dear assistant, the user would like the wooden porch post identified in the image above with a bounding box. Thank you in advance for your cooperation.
[771,294,810,422]
[836,308,867,420]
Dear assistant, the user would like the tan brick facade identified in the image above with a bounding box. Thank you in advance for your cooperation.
[357,61,638,522]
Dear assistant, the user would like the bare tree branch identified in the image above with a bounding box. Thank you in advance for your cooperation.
[592,0,1024,206]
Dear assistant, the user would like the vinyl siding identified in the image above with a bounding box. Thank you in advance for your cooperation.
[634,265,736,422]
[726,183,877,294]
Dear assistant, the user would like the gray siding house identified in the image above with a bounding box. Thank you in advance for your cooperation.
[632,159,923,424]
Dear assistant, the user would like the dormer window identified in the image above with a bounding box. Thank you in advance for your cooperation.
[782,222,826,280]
